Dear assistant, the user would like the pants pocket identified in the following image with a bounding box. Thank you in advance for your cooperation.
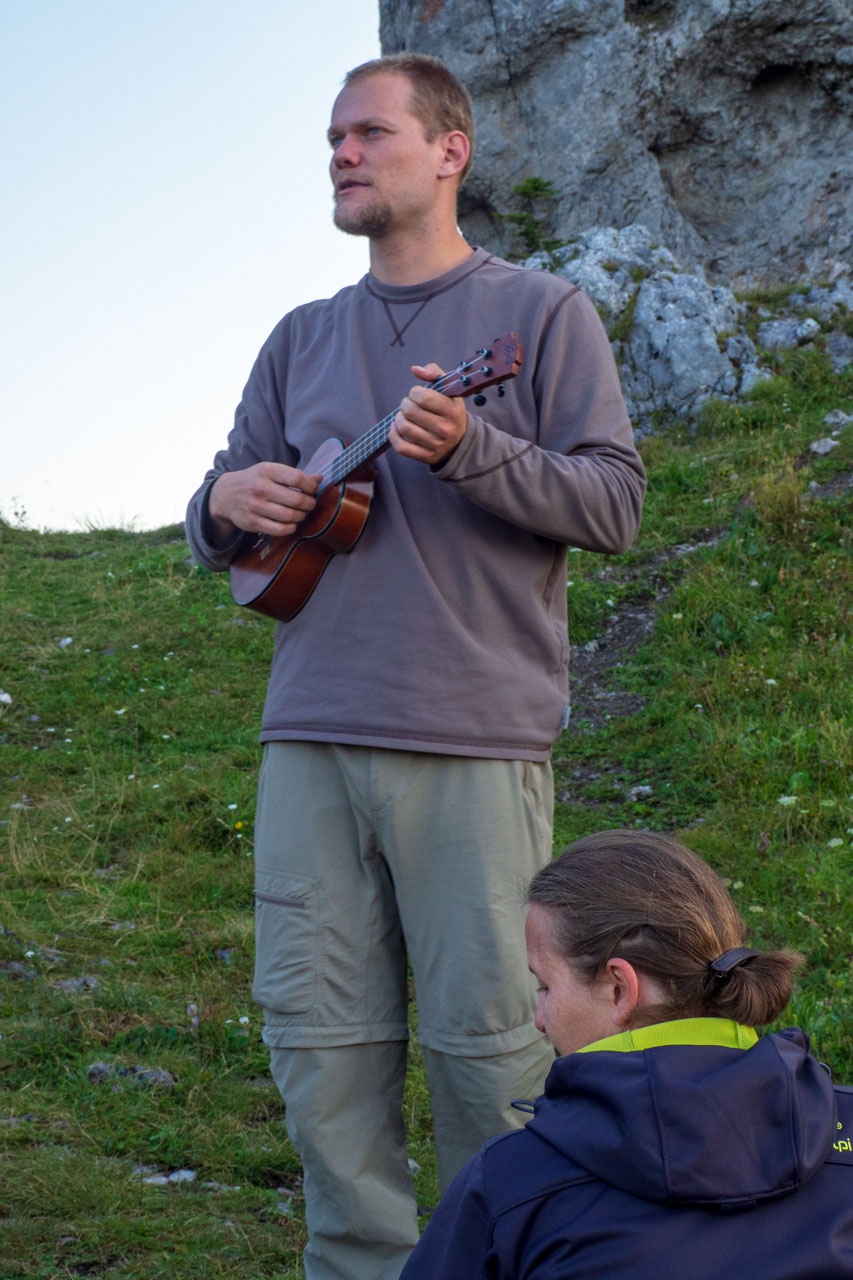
[252,871,318,1016]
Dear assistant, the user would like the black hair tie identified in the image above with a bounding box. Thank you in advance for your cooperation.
[709,947,760,979]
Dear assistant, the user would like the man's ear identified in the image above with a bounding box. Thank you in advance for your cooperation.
[437,130,470,181]
[602,957,642,1028]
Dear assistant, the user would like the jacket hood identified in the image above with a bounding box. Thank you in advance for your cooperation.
[527,1025,837,1209]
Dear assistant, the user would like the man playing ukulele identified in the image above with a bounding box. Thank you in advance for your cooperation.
[187,53,645,1280]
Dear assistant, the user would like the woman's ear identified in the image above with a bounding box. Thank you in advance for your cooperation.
[601,957,642,1028]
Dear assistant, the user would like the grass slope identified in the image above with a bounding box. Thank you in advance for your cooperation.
[1,337,851,1278]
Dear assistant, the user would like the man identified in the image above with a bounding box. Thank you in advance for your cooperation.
[186,53,646,1280]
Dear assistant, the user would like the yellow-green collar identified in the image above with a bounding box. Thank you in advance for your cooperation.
[576,1017,758,1055]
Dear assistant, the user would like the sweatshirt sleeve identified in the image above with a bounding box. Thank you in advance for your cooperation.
[400,1154,498,1280]
[185,318,298,572]
[432,288,646,553]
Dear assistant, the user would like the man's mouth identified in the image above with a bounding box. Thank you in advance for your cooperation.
[336,179,369,196]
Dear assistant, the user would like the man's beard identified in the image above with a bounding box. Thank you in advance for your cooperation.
[333,195,393,239]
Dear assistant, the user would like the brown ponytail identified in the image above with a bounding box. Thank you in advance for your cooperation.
[527,830,803,1027]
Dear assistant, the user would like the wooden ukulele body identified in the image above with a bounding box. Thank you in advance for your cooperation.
[229,438,373,622]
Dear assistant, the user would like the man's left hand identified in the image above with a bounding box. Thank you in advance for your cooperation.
[390,363,468,466]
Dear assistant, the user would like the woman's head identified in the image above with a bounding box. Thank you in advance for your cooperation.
[525,829,802,1054]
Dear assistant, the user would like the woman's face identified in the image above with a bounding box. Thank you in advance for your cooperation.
[525,904,623,1056]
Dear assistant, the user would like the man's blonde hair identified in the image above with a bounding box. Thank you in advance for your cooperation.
[343,53,474,182]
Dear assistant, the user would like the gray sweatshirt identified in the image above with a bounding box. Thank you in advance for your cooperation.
[186,248,646,761]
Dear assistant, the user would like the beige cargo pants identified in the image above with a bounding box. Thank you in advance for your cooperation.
[252,741,555,1280]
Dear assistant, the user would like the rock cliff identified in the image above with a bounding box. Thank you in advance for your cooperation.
[379,0,853,286]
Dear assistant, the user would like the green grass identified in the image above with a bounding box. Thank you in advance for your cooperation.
[1,329,852,1276]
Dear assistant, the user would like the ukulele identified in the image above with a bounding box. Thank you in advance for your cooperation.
[228,333,523,623]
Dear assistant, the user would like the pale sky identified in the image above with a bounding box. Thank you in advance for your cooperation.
[2,0,381,531]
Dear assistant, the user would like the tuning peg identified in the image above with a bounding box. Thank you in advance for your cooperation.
[497,384,506,397]
[473,393,487,406]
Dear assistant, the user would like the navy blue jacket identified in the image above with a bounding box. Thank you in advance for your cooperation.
[401,1024,853,1279]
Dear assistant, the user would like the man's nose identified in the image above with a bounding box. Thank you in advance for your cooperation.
[332,134,360,167]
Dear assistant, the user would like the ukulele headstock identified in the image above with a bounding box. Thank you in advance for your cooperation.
[438,333,523,402]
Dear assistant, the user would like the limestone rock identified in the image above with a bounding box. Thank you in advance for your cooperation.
[825,332,853,372]
[380,0,853,285]
[757,317,822,350]
[526,224,761,429]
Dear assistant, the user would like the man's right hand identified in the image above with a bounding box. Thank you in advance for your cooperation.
[207,462,322,544]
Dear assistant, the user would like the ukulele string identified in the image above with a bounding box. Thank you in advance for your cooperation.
[327,366,463,485]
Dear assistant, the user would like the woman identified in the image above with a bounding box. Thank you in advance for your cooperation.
[401,830,853,1279]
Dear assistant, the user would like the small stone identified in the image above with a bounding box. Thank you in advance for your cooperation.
[825,333,853,373]
[809,438,840,455]
[795,318,820,343]
[135,1067,177,1088]
[628,785,654,802]
[115,1065,177,1088]
[55,975,99,993]
[87,1063,115,1084]
[757,319,802,351]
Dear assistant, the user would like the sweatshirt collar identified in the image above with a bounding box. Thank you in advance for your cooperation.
[576,1017,759,1055]
[363,246,490,303]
